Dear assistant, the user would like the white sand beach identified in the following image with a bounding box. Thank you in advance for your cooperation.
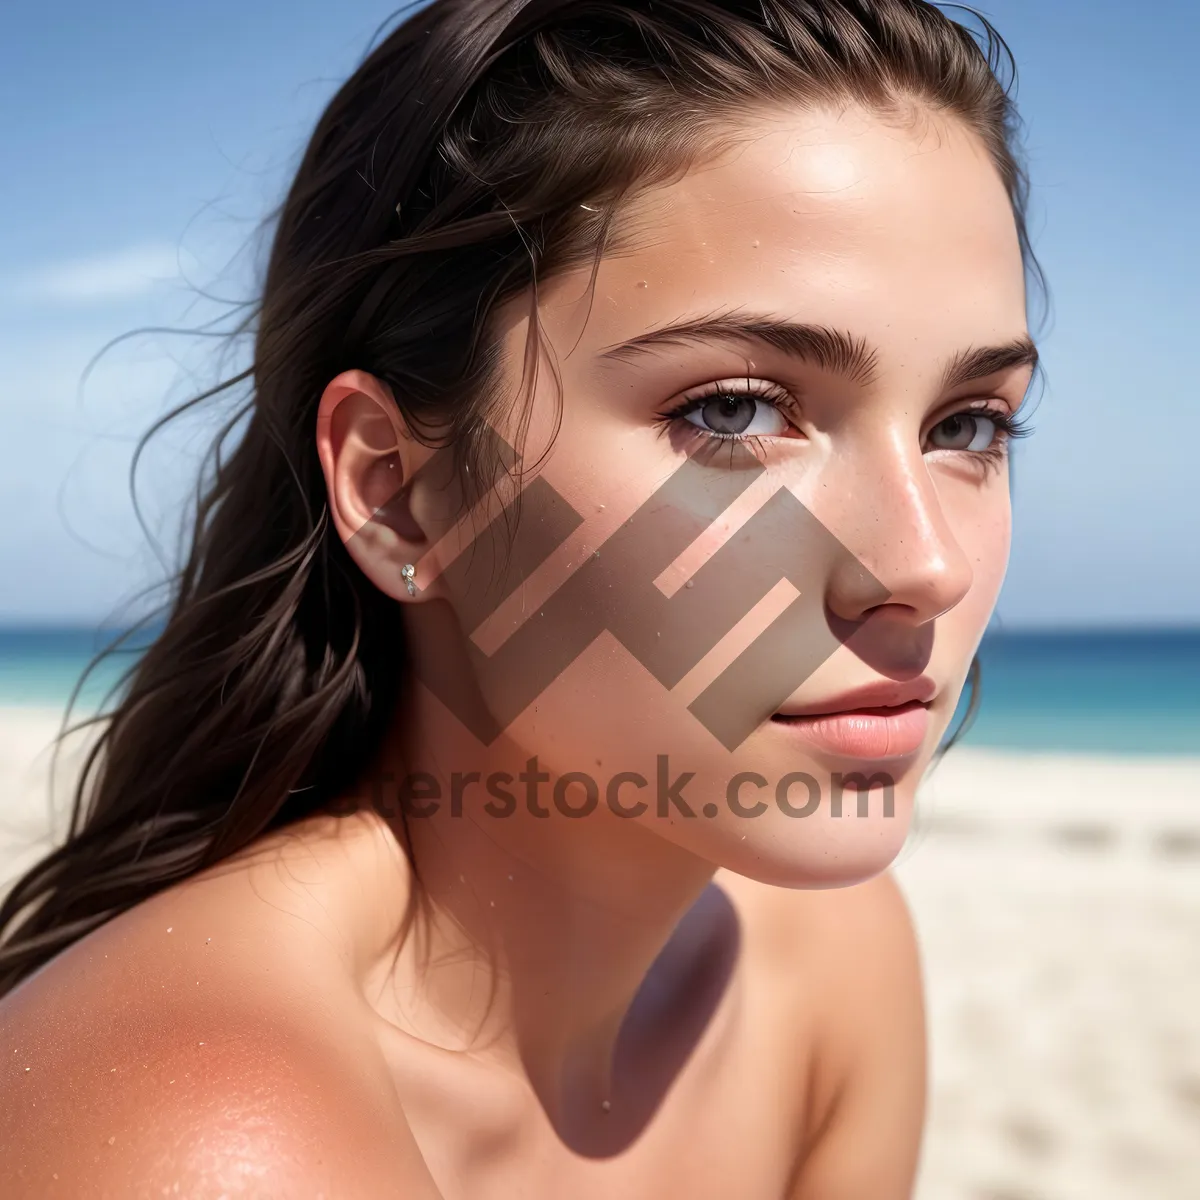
[3,703,1199,1198]
[897,750,1200,1199]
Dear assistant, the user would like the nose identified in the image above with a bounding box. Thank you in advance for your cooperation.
[824,435,974,627]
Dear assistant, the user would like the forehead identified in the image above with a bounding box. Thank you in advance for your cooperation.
[543,103,1027,363]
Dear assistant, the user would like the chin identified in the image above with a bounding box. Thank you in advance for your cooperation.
[698,782,917,890]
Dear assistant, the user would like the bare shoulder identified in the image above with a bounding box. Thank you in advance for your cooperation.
[719,869,927,1200]
[0,813,440,1198]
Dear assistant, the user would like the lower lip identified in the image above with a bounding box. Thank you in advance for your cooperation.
[770,701,930,760]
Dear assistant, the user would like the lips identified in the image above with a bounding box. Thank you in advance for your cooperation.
[771,678,936,760]
[774,677,937,718]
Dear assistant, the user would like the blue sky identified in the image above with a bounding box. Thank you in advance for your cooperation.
[1,0,1197,627]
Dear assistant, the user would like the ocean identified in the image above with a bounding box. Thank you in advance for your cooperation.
[952,627,1200,755]
[0,625,1197,756]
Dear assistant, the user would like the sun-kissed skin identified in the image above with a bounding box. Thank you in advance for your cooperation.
[1,102,1034,1199]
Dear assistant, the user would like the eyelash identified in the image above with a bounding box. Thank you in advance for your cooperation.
[652,380,796,456]
[930,403,1033,473]
[654,381,1034,467]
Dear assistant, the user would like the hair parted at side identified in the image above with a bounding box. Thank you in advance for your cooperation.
[0,0,1035,995]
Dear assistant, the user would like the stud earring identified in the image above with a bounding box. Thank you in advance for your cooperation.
[401,563,417,597]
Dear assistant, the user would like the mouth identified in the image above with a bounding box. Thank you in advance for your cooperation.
[770,680,936,761]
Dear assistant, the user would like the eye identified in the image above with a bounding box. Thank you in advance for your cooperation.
[679,389,790,438]
[927,410,999,453]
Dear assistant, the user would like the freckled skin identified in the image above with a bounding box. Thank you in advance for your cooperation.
[0,104,1030,1198]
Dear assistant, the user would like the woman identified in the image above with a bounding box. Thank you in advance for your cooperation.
[0,1,1040,1195]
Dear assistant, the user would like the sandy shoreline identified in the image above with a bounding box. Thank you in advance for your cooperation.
[3,703,1199,1198]
[895,747,1200,1200]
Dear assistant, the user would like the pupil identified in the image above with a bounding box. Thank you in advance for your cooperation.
[938,414,973,448]
[704,394,755,434]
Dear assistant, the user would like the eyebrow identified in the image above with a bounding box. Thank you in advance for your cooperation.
[597,314,879,385]
[940,337,1039,390]
[596,311,1038,391]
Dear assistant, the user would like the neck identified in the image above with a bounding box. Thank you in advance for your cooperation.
[351,691,739,1150]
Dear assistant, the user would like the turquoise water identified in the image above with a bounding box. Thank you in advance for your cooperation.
[0,625,1197,756]
[950,628,1200,755]
[0,626,140,710]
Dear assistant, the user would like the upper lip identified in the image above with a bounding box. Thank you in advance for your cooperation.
[774,676,937,718]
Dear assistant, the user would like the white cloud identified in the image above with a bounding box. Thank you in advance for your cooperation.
[10,243,196,304]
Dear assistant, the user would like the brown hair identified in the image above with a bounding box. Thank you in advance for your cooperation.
[0,0,1036,995]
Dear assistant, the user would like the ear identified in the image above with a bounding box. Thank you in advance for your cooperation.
[315,369,440,604]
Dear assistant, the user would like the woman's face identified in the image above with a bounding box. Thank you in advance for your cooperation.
[399,102,1034,887]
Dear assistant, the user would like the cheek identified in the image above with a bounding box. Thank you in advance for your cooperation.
[489,359,677,517]
[942,474,1012,638]
[969,488,1013,604]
